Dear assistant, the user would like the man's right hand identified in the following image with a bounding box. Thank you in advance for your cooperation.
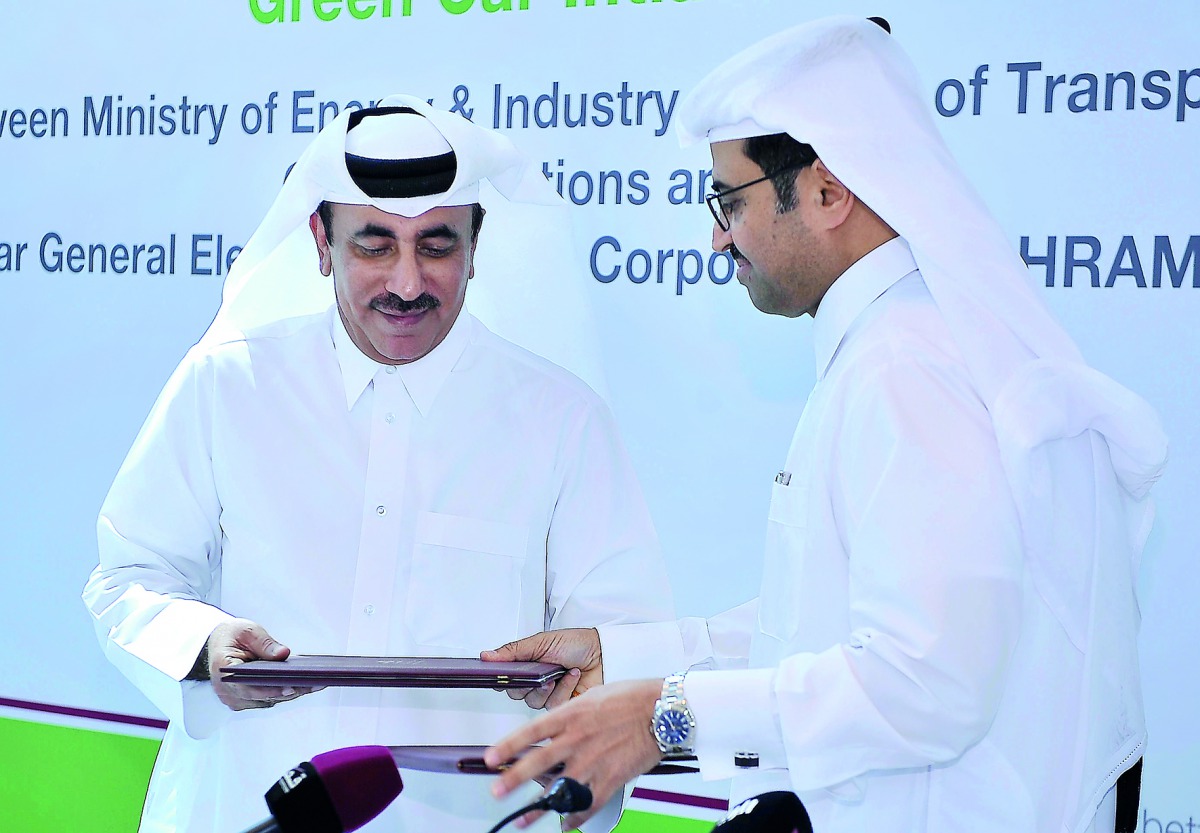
[203,619,316,711]
[481,627,603,711]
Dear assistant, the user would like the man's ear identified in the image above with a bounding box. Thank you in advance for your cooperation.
[810,159,856,230]
[309,211,333,277]
[468,206,484,280]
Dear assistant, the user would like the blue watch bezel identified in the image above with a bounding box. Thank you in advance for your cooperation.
[653,708,694,746]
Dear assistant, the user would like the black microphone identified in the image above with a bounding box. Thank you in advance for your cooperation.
[711,792,813,833]
[240,745,404,833]
[485,777,593,833]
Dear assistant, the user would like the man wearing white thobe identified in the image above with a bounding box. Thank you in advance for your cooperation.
[485,18,1166,833]
[83,98,673,833]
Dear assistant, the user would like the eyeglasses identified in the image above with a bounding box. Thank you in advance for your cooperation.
[705,162,808,232]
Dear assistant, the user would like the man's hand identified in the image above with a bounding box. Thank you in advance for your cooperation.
[204,619,316,711]
[482,628,603,711]
[484,678,663,830]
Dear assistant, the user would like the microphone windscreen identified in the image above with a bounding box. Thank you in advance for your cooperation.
[712,792,812,833]
[310,745,404,832]
[265,761,340,832]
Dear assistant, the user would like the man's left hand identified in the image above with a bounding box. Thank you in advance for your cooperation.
[482,627,602,711]
[484,678,664,830]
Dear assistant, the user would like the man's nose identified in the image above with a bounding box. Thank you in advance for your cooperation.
[383,251,424,300]
[712,221,734,254]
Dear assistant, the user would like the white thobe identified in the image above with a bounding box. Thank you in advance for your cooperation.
[84,306,674,833]
[604,237,1136,832]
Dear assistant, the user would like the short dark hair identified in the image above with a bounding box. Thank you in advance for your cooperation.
[742,134,819,213]
[317,201,486,243]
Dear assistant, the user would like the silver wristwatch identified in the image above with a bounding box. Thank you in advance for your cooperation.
[650,672,696,755]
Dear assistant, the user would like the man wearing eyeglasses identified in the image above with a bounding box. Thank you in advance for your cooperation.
[483,16,1166,833]
[704,138,836,318]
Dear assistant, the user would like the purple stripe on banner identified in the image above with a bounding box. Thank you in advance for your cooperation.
[631,786,729,812]
[0,697,168,731]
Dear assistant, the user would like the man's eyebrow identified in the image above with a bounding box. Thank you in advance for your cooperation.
[352,223,398,240]
[710,178,731,193]
[416,224,460,242]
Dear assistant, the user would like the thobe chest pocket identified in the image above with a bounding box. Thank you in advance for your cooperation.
[758,479,810,644]
[406,511,530,652]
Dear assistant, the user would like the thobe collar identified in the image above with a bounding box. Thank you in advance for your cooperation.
[811,236,918,380]
[332,302,473,416]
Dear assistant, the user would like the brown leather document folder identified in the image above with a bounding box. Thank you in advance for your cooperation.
[389,745,699,776]
[221,655,566,689]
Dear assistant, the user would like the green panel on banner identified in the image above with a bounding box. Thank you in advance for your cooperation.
[615,809,714,832]
[0,717,159,833]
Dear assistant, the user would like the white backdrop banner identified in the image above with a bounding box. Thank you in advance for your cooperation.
[1,1,1196,824]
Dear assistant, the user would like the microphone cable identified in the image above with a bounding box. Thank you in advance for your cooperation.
[485,777,593,833]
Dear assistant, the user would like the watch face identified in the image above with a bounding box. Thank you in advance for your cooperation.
[654,709,693,745]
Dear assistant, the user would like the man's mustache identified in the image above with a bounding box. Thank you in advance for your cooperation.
[370,293,440,314]
[728,243,745,262]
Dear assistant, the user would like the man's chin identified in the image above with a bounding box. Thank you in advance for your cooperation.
[743,283,773,314]
[363,334,423,365]
[745,288,798,318]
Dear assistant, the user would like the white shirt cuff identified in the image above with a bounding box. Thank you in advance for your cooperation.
[596,622,687,683]
[685,668,790,781]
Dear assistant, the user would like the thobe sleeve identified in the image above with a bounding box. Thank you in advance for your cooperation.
[542,398,678,667]
[82,347,237,737]
[597,599,759,682]
[685,347,1025,787]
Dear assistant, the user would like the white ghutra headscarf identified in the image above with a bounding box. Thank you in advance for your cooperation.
[199,94,606,393]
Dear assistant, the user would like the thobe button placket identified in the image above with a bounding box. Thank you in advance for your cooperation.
[336,360,414,744]
[344,367,410,662]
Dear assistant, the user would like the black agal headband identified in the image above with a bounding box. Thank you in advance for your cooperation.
[344,106,458,199]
